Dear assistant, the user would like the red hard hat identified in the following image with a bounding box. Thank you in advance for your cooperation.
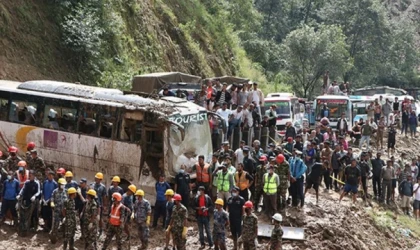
[174,194,182,201]
[27,142,36,149]
[56,168,66,175]
[243,201,253,209]
[287,137,293,142]
[8,146,18,153]
[259,155,267,162]
[276,154,285,164]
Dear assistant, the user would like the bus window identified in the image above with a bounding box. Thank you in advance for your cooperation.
[98,106,117,139]
[120,118,143,143]
[78,104,98,136]
[9,100,37,125]
[42,105,77,131]
[0,98,9,121]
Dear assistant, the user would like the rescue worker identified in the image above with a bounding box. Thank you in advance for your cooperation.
[153,174,171,228]
[174,164,191,208]
[269,213,284,250]
[234,163,254,201]
[213,198,229,250]
[64,171,78,190]
[28,149,46,183]
[81,189,98,250]
[276,154,290,210]
[226,187,245,250]
[6,146,22,171]
[289,149,307,208]
[213,164,234,206]
[102,193,128,250]
[26,142,35,162]
[63,187,77,250]
[133,189,151,250]
[254,155,267,210]
[122,184,136,240]
[190,155,212,194]
[263,165,279,218]
[107,176,124,210]
[1,170,19,227]
[56,168,66,181]
[194,186,214,248]
[164,189,175,250]
[76,178,87,215]
[240,201,258,250]
[50,178,67,243]
[41,171,57,232]
[90,172,107,236]
[17,170,40,235]
[168,194,188,250]
[16,161,29,189]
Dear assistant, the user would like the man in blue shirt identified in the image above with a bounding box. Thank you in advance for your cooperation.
[153,174,171,228]
[289,149,307,208]
[41,171,57,231]
[1,170,19,227]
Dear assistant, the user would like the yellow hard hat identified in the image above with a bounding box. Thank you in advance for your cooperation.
[112,176,120,183]
[87,189,97,197]
[58,178,66,185]
[215,198,224,206]
[135,189,145,196]
[67,187,77,194]
[128,184,137,194]
[165,189,174,196]
[65,171,73,178]
[95,172,103,180]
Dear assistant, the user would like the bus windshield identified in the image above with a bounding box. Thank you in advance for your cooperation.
[264,101,291,117]
[316,99,348,119]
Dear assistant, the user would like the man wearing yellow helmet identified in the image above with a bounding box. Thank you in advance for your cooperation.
[133,189,151,250]
[122,184,136,241]
[153,174,171,228]
[64,171,78,190]
[63,187,77,250]
[213,198,229,250]
[49,178,68,243]
[90,172,106,236]
[107,176,124,213]
[164,189,175,250]
[81,189,98,249]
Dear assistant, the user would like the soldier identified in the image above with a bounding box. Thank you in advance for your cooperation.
[213,198,229,250]
[122,184,136,240]
[254,155,267,210]
[107,176,124,212]
[55,168,66,181]
[227,187,245,250]
[64,171,78,190]
[240,201,258,250]
[90,172,107,236]
[168,194,188,250]
[102,193,128,250]
[269,213,284,250]
[63,187,77,250]
[81,189,98,250]
[17,170,40,235]
[26,142,35,162]
[133,189,151,250]
[276,154,290,210]
[28,149,46,184]
[49,178,67,243]
[75,178,88,216]
[6,146,23,171]
[164,189,175,250]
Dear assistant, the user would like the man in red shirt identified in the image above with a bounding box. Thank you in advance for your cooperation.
[194,186,214,248]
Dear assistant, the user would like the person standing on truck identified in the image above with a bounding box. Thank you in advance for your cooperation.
[90,172,107,236]
[153,175,171,228]
[190,155,212,195]
[216,83,232,106]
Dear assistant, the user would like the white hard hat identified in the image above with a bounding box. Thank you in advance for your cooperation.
[272,213,283,222]
[49,109,57,118]
[27,106,36,115]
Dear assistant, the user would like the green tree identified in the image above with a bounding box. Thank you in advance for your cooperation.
[281,25,352,98]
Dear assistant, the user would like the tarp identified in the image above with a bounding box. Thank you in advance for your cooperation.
[258,224,305,240]
[132,72,202,93]
[205,76,250,85]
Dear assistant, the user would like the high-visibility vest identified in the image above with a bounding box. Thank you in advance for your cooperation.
[109,203,123,226]
[217,172,231,192]
[196,163,210,183]
[16,170,29,188]
[235,171,249,191]
[264,173,278,195]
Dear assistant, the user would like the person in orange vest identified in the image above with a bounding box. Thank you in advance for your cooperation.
[16,161,29,189]
[190,155,212,195]
[234,163,254,201]
[102,192,129,250]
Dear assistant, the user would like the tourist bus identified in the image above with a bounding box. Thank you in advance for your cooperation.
[0,80,212,204]
[314,95,352,129]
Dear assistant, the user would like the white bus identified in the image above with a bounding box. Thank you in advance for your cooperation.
[314,95,352,129]
[0,80,212,204]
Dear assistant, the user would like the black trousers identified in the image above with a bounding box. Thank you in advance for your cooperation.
[290,177,304,207]
[361,176,368,198]
[153,200,167,227]
[41,204,53,229]
[0,199,18,219]
[239,189,249,201]
[229,218,242,240]
[323,170,332,189]
[372,176,382,198]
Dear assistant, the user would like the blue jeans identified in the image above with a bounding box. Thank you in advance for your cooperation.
[228,118,241,139]
[402,123,408,135]
[197,216,213,246]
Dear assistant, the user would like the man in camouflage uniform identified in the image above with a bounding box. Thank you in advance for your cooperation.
[102,193,128,250]
[6,146,22,172]
[240,201,258,250]
[269,213,284,250]
[26,142,35,162]
[81,189,98,250]
[276,154,290,210]
[213,198,229,250]
[63,187,77,250]
[122,184,136,240]
[28,149,46,184]
[133,189,151,250]
[254,155,267,211]
[50,178,67,243]
[90,172,107,236]
[169,194,188,250]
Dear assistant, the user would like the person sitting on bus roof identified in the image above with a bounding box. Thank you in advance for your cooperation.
[216,83,232,106]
